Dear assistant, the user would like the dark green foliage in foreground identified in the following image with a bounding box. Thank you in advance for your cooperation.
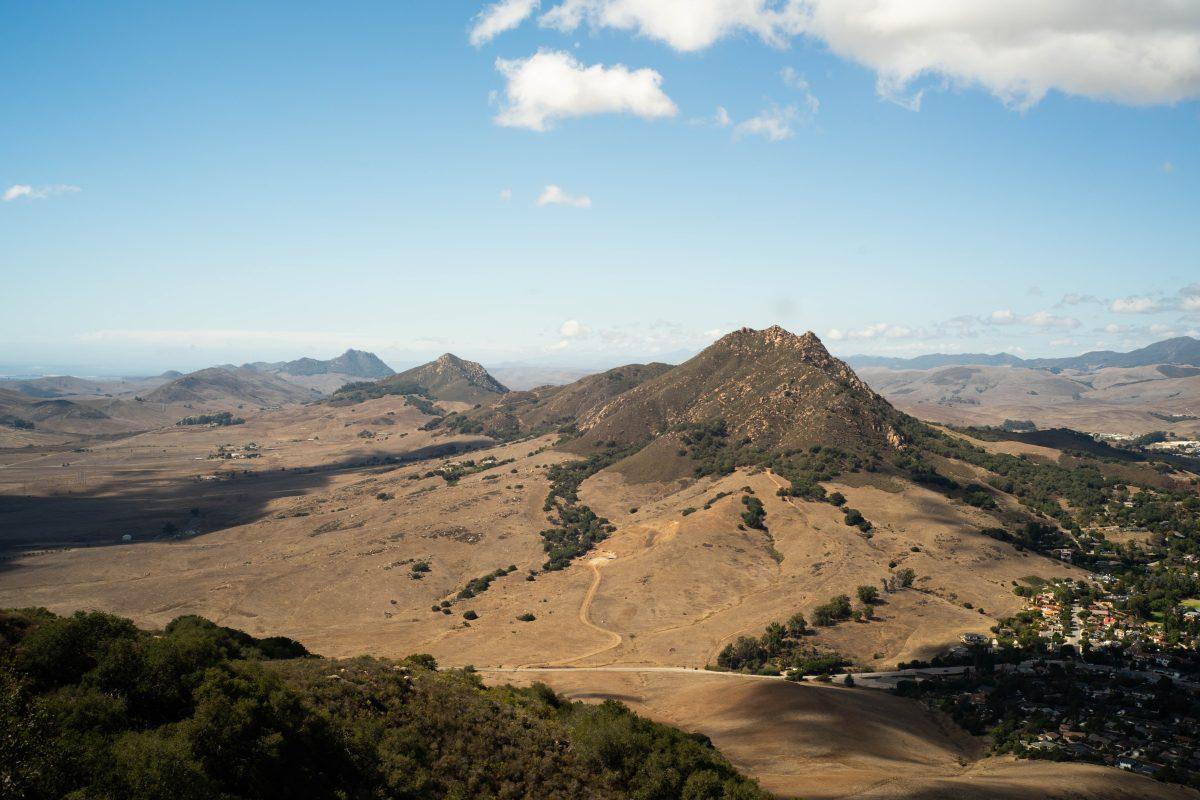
[176,411,244,427]
[0,609,768,800]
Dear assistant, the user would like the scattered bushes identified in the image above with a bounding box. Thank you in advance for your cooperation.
[455,565,518,600]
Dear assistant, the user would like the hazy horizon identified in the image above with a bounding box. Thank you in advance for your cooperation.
[3,328,1199,381]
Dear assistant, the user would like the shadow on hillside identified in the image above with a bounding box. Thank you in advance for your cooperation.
[0,438,493,569]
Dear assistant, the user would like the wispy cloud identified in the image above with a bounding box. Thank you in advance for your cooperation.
[1110,296,1164,314]
[826,322,920,341]
[735,104,799,141]
[1177,284,1200,314]
[470,0,539,46]
[3,183,81,202]
[536,184,591,208]
[780,67,820,115]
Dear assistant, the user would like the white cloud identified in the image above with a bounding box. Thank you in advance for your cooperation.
[989,309,1015,324]
[548,339,571,350]
[714,105,732,127]
[539,0,805,52]
[735,104,798,141]
[3,183,81,202]
[560,319,590,337]
[499,188,513,202]
[803,1,1200,110]
[1110,296,1162,314]
[470,0,540,46]
[537,184,592,208]
[493,50,677,131]
[535,0,1200,109]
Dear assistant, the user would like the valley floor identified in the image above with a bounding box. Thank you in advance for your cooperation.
[0,398,1191,799]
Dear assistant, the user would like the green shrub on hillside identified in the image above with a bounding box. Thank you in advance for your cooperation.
[0,609,769,800]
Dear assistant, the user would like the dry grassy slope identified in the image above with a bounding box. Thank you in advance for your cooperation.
[507,362,674,427]
[0,375,169,398]
[445,362,674,440]
[569,466,1078,669]
[0,387,180,442]
[483,669,1197,800]
[145,366,322,406]
[567,326,902,455]
[379,353,508,404]
[0,430,570,651]
[860,364,1200,437]
[3,431,1061,671]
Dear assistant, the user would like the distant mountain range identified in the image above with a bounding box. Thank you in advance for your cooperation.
[246,349,394,379]
[849,336,1200,372]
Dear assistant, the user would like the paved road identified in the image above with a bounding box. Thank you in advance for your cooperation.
[477,664,974,688]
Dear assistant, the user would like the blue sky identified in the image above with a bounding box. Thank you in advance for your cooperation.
[2,0,1198,374]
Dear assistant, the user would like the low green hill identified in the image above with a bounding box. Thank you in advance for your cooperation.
[0,608,768,800]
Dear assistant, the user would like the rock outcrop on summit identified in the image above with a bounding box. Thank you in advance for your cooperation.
[566,326,903,455]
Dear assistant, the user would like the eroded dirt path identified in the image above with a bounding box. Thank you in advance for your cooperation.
[547,551,623,665]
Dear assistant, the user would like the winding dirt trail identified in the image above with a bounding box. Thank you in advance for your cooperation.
[547,551,623,665]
